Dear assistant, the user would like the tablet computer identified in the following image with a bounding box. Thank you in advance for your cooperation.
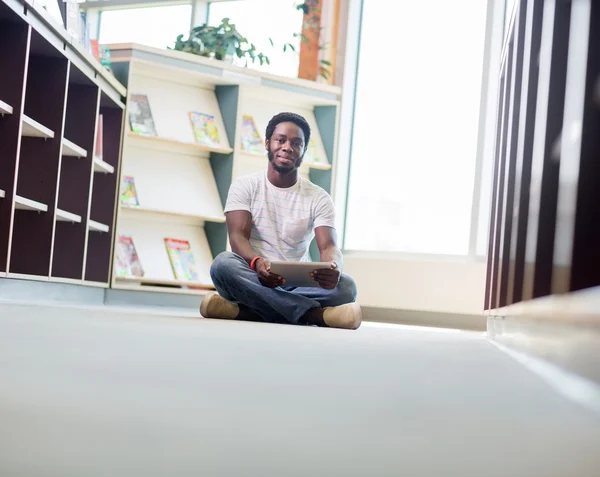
[269,261,331,288]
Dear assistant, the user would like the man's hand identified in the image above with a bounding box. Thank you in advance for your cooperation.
[311,262,340,290]
[255,258,285,288]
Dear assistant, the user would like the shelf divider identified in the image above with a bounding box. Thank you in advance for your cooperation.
[0,99,13,115]
[93,156,114,174]
[14,195,48,212]
[21,115,55,139]
[56,208,82,223]
[62,138,88,158]
[88,219,109,233]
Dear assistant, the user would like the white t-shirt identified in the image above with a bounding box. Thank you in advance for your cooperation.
[224,171,336,262]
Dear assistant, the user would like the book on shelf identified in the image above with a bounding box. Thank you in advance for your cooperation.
[304,139,328,167]
[120,175,139,206]
[164,238,200,281]
[129,94,157,136]
[94,114,103,160]
[115,235,144,278]
[240,114,264,155]
[189,112,220,147]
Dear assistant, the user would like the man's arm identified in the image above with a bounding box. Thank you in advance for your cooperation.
[226,210,284,288]
[226,210,258,266]
[312,226,343,289]
[315,226,343,270]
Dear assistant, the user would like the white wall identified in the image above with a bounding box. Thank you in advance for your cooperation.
[343,255,487,316]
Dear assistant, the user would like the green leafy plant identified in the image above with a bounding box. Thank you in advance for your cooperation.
[170,18,270,66]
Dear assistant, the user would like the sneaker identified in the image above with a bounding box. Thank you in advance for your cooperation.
[322,302,362,330]
[200,292,239,320]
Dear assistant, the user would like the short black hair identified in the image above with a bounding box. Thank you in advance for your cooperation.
[265,112,311,149]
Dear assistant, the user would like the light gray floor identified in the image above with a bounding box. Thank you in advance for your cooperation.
[1,302,599,477]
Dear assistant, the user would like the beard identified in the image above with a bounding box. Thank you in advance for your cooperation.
[268,150,303,174]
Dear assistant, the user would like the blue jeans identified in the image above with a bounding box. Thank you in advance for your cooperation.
[209,251,358,325]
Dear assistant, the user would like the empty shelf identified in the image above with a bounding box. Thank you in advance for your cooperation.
[14,195,48,212]
[93,156,114,174]
[56,208,82,223]
[62,138,87,158]
[88,220,109,233]
[0,100,13,115]
[0,189,5,199]
[22,115,54,139]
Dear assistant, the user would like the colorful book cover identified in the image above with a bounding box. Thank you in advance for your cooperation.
[115,235,144,277]
[164,238,200,281]
[120,175,139,206]
[189,111,220,147]
[240,114,264,155]
[129,94,157,136]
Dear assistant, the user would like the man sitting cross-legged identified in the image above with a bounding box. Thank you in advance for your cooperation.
[199,112,361,329]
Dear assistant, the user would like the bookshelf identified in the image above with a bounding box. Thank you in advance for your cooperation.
[0,0,126,286]
[108,43,342,296]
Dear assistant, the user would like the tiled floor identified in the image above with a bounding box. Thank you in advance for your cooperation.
[1,302,599,477]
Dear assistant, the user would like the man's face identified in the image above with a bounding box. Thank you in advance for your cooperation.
[266,122,306,174]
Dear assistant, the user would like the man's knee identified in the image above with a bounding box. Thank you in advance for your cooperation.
[210,251,243,280]
[336,274,358,304]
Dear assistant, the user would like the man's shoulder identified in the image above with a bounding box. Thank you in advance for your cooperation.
[300,176,331,200]
[231,171,264,188]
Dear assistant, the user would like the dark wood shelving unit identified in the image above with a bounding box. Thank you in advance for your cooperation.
[0,0,126,286]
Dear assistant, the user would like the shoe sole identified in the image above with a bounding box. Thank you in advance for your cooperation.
[200,292,238,320]
[199,292,218,318]
[351,302,363,329]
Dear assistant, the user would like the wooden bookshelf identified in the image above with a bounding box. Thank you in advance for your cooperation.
[0,0,126,283]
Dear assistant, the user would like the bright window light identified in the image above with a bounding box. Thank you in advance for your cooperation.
[99,4,192,50]
[345,1,488,255]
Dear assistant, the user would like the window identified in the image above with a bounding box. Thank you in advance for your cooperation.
[99,4,192,50]
[207,0,303,78]
[344,1,488,255]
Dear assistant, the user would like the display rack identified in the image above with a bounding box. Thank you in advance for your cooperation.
[108,43,342,296]
[0,0,126,286]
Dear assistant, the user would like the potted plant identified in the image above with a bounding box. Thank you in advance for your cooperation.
[170,18,270,67]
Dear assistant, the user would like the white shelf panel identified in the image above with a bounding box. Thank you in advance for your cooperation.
[89,220,109,233]
[115,275,214,290]
[14,195,48,212]
[21,115,55,139]
[120,205,225,224]
[56,208,82,223]
[0,189,5,199]
[62,138,88,158]
[120,145,225,221]
[115,218,214,287]
[128,133,233,156]
[0,100,13,115]
[93,156,115,174]
[112,282,211,296]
